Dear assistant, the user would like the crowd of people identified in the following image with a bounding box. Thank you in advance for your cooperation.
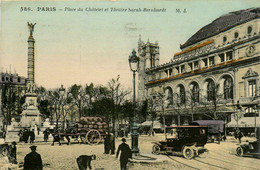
[18,129,36,144]
[0,136,133,170]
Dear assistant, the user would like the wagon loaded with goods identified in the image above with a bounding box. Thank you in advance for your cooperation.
[53,117,109,145]
[76,117,109,144]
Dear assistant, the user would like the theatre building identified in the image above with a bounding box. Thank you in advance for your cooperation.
[137,8,260,133]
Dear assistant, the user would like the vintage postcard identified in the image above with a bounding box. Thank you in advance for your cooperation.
[0,0,259,170]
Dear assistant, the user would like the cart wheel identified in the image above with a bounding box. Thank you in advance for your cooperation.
[86,129,101,144]
[236,146,244,157]
[183,146,195,159]
[152,144,161,155]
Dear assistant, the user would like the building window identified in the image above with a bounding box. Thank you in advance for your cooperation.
[219,53,225,63]
[226,51,233,61]
[188,63,193,71]
[207,80,215,101]
[194,61,199,69]
[6,77,9,81]
[248,80,256,97]
[247,26,252,34]
[179,85,186,104]
[18,77,21,82]
[223,36,227,43]
[151,55,155,67]
[165,87,173,107]
[1,76,4,81]
[203,58,208,67]
[10,77,13,82]
[175,67,180,74]
[234,32,239,39]
[224,77,233,99]
[181,65,185,73]
[192,83,200,103]
[209,56,214,66]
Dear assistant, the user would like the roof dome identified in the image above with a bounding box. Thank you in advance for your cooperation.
[180,8,260,49]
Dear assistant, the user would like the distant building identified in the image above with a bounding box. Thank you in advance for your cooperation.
[137,8,260,132]
[0,71,27,128]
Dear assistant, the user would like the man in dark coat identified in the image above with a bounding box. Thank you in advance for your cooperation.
[29,130,35,144]
[43,129,49,142]
[116,138,132,170]
[23,129,29,143]
[104,132,111,154]
[10,141,17,164]
[24,145,43,170]
[110,133,115,155]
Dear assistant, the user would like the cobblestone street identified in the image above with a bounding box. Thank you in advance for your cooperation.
[14,134,260,170]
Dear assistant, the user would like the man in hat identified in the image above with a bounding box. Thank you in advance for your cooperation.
[116,138,132,170]
[24,145,43,170]
[10,141,17,164]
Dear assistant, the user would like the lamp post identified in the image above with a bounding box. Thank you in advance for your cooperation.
[253,104,259,138]
[235,100,242,129]
[128,49,140,154]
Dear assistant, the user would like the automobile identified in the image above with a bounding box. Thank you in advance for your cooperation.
[236,127,260,158]
[190,120,225,143]
[152,125,208,159]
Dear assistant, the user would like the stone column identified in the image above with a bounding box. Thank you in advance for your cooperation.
[27,37,35,83]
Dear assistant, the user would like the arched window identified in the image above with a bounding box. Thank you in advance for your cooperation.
[247,26,252,34]
[165,87,173,107]
[224,77,233,99]
[192,83,200,103]
[207,80,215,101]
[179,85,186,104]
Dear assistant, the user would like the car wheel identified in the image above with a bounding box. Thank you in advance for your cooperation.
[236,146,244,157]
[183,146,195,159]
[152,144,161,155]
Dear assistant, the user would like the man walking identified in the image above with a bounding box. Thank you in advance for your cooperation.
[24,145,43,170]
[116,138,132,170]
[29,129,35,144]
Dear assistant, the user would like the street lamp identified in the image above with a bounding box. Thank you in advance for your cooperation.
[128,49,140,154]
[235,100,242,129]
[253,104,259,138]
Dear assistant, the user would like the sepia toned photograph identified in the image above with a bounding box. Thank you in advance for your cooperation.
[0,0,259,169]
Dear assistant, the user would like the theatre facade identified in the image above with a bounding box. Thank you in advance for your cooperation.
[137,8,260,131]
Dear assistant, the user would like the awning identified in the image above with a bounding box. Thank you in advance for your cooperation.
[141,121,162,129]
[226,117,260,128]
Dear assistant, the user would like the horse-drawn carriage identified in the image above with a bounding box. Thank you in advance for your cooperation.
[52,116,109,145]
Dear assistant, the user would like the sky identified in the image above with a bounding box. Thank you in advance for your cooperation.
[0,0,259,90]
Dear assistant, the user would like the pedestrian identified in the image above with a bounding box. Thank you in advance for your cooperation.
[116,138,132,170]
[23,129,29,143]
[29,129,35,144]
[110,133,115,155]
[24,145,43,170]
[237,130,243,143]
[43,129,49,142]
[51,130,61,146]
[104,131,111,154]
[18,129,23,142]
[9,141,17,164]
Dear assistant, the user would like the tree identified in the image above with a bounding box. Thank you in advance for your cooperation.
[186,88,201,121]
[1,83,25,128]
[107,75,130,136]
[147,96,158,135]
[68,84,87,119]
[201,83,224,120]
[172,93,182,126]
